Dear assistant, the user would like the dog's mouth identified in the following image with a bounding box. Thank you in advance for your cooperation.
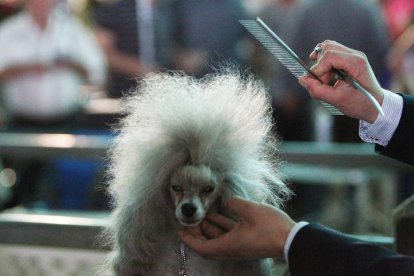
[178,217,203,227]
[176,202,205,226]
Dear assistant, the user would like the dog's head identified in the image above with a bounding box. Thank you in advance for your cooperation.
[168,164,222,226]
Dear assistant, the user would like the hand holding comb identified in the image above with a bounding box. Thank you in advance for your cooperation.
[239,17,384,117]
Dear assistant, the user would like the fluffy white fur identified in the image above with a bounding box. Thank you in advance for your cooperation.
[104,69,291,275]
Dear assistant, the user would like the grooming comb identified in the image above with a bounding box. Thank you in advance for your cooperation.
[239,17,384,117]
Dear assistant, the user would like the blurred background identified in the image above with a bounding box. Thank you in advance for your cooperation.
[0,0,413,274]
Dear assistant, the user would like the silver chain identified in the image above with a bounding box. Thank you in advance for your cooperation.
[179,243,188,276]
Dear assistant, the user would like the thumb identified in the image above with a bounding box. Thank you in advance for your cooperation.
[225,197,259,223]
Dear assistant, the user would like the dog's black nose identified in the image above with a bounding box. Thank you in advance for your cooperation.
[181,203,197,217]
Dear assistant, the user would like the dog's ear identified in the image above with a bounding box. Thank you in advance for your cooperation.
[219,178,235,212]
[162,176,175,209]
[218,195,227,215]
[218,195,241,221]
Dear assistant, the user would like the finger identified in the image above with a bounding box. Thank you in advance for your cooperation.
[178,225,205,241]
[301,75,342,104]
[320,40,354,55]
[178,230,207,250]
[309,43,323,60]
[200,219,226,239]
[185,225,203,236]
[312,50,356,78]
[178,228,205,241]
[178,230,232,259]
[310,40,352,61]
[308,64,333,84]
[205,213,237,231]
[225,197,261,224]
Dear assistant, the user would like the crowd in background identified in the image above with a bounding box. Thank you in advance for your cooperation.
[0,0,413,224]
[1,0,414,141]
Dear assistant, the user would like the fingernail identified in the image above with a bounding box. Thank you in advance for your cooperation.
[298,77,307,88]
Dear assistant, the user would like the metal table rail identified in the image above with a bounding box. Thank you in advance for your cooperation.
[0,133,412,234]
[0,132,413,171]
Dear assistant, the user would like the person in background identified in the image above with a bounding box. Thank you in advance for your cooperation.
[387,17,414,96]
[92,0,175,98]
[171,0,248,78]
[0,0,106,127]
[0,0,107,209]
[254,0,305,140]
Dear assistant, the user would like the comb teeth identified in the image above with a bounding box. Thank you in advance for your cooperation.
[320,101,344,115]
[240,19,343,116]
[239,20,307,78]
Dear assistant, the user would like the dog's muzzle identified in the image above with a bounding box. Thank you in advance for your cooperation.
[177,202,203,226]
[181,203,197,218]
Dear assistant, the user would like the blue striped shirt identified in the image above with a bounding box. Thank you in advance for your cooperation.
[359,91,403,146]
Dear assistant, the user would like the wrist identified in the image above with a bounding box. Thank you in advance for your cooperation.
[270,214,296,258]
[363,87,385,124]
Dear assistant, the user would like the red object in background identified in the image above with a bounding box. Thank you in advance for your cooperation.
[383,0,414,39]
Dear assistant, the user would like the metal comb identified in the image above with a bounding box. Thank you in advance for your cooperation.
[239,17,384,117]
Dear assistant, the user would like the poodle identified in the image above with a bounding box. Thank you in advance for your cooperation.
[104,68,291,275]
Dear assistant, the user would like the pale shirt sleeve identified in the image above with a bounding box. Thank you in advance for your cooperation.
[359,91,403,146]
[284,221,309,262]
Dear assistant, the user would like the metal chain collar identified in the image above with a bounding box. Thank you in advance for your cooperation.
[179,243,188,276]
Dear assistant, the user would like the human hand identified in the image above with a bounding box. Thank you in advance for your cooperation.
[299,40,386,123]
[178,197,295,260]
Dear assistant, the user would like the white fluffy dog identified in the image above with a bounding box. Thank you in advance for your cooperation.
[105,69,290,275]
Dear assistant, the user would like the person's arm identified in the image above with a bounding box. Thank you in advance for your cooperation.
[299,40,414,165]
[374,94,414,165]
[94,28,154,78]
[179,197,414,275]
[298,40,385,124]
[289,223,414,275]
[0,63,48,82]
[178,196,295,260]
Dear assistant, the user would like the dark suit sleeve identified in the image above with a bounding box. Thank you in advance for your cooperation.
[375,94,414,165]
[288,224,414,276]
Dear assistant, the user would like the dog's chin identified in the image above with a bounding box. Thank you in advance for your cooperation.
[178,218,203,227]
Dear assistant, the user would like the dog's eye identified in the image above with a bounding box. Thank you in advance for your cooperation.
[171,185,183,192]
[201,186,214,194]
